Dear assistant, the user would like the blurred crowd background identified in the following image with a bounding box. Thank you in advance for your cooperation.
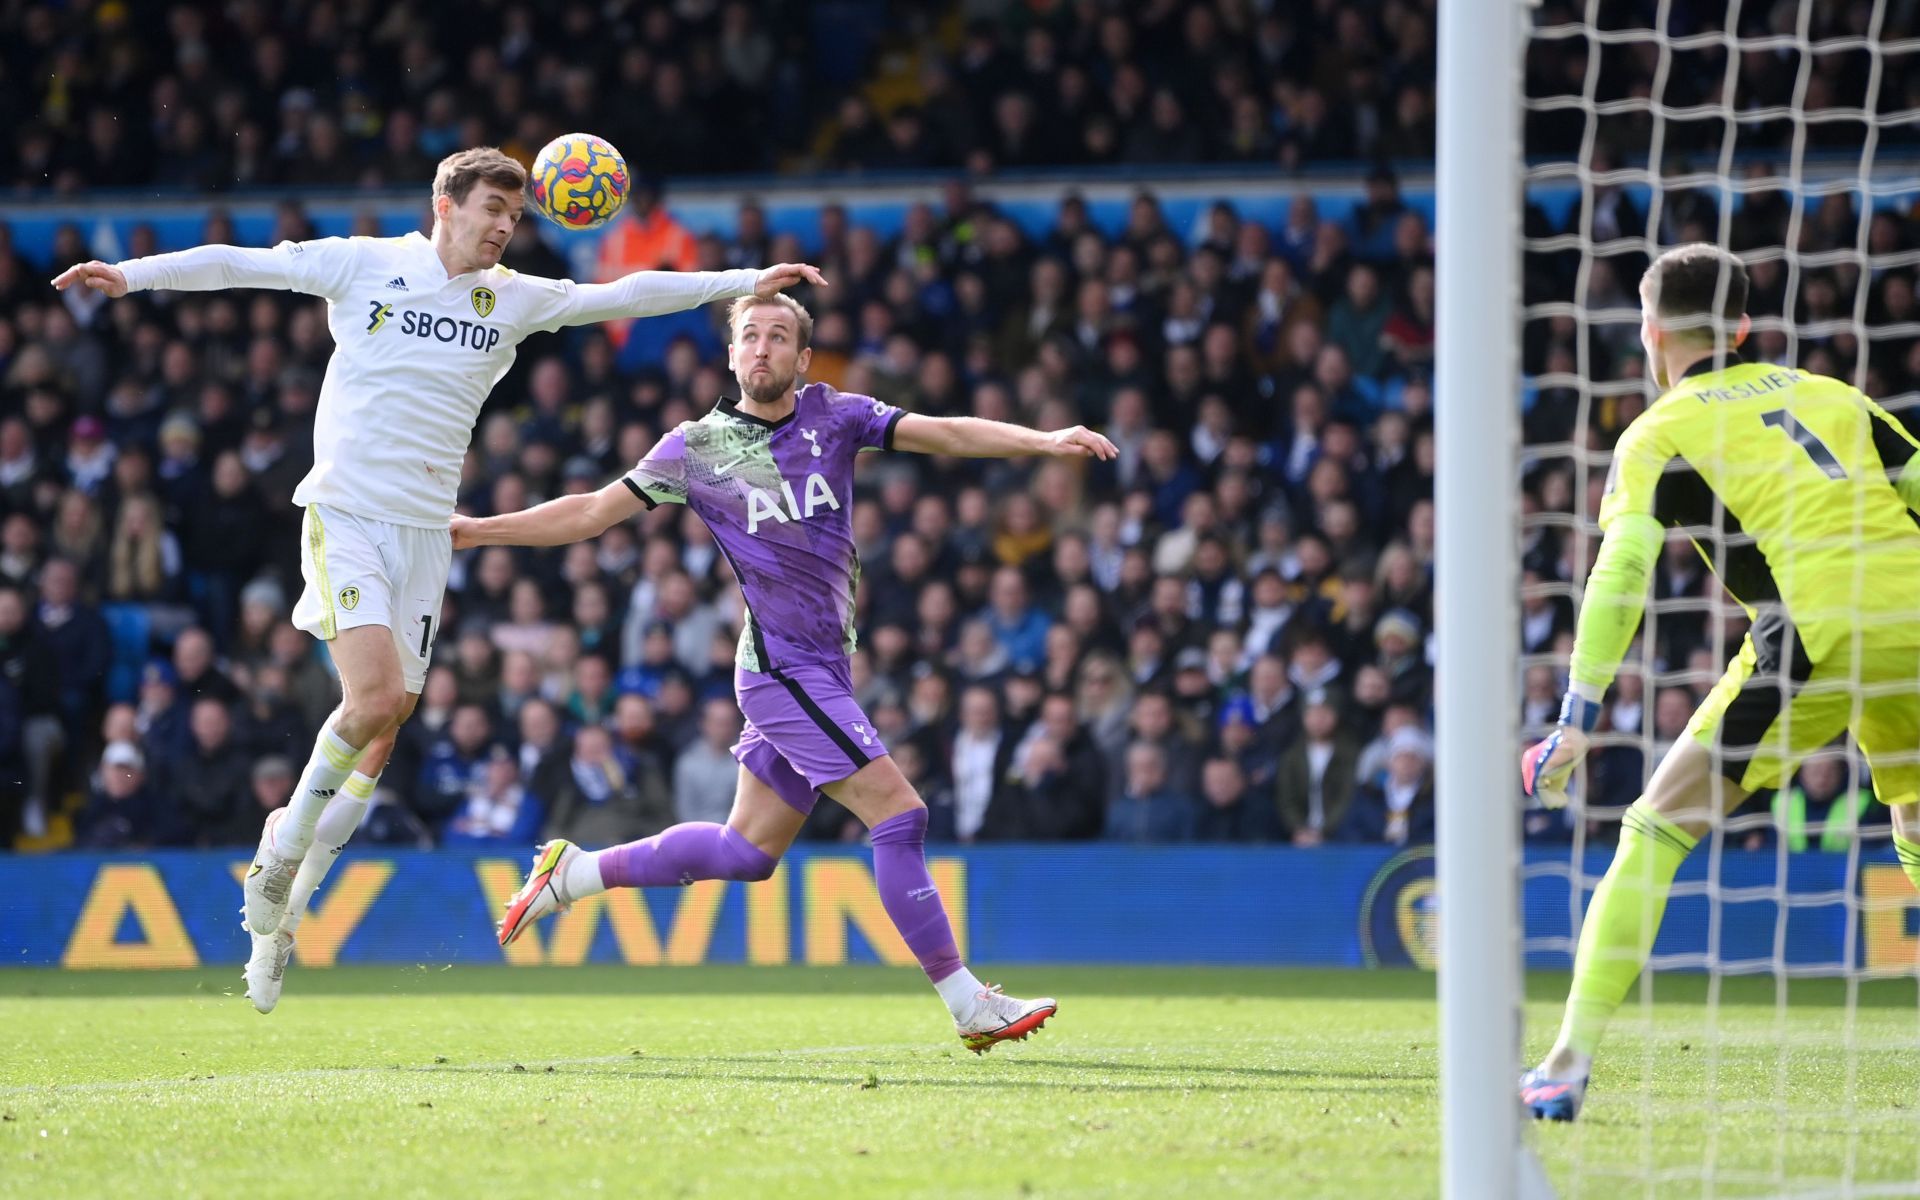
[0,0,1916,855]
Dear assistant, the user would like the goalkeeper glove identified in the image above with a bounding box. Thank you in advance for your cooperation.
[1520,694,1601,810]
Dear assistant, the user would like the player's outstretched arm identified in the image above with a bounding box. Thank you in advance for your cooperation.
[890,414,1118,460]
[52,243,322,297]
[451,479,646,550]
[546,263,828,329]
[1521,512,1663,807]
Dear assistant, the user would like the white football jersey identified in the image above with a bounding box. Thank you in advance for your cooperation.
[119,232,757,527]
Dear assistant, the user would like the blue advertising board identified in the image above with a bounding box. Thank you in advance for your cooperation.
[2,845,1916,973]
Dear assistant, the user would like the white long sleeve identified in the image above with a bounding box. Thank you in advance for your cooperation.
[118,237,363,300]
[111,230,762,529]
[526,266,760,332]
[118,244,302,294]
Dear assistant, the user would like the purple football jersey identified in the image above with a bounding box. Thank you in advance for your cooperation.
[622,382,903,672]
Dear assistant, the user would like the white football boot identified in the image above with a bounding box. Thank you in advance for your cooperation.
[243,808,301,935]
[243,927,296,1014]
[955,984,1058,1053]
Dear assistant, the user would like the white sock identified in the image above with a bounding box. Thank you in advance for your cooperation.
[562,849,609,901]
[272,723,364,859]
[935,966,986,1019]
[1541,1044,1593,1080]
[280,771,378,935]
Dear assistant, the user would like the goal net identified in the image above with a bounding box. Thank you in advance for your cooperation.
[1515,0,1920,1195]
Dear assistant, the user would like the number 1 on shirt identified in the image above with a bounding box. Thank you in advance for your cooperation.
[1761,408,1847,479]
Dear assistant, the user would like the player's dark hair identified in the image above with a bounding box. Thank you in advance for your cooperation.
[432,147,528,205]
[1642,243,1748,343]
[727,294,815,350]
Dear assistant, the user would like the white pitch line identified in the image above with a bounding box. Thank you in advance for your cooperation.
[0,1044,915,1098]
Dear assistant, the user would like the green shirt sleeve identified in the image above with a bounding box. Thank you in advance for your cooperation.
[1567,511,1663,698]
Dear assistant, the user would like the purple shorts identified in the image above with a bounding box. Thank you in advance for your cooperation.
[732,660,887,815]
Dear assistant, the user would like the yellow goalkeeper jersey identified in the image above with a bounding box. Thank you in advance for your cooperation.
[1599,357,1920,660]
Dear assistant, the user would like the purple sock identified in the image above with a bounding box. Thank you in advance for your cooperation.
[596,822,776,888]
[870,808,963,983]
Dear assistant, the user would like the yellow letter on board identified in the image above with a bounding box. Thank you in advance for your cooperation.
[802,858,966,965]
[62,864,200,969]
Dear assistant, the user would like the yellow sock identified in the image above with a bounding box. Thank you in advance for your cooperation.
[1895,834,1920,893]
[1557,804,1699,1057]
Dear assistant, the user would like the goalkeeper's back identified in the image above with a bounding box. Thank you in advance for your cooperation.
[1599,244,1920,663]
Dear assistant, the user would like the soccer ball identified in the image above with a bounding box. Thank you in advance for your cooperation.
[528,133,630,231]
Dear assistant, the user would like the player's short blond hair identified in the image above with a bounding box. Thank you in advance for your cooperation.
[432,147,527,206]
[1642,243,1749,344]
[727,293,814,350]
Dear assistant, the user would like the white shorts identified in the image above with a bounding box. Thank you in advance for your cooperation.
[291,504,451,693]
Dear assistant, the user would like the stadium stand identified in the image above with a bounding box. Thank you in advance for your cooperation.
[1,0,1916,857]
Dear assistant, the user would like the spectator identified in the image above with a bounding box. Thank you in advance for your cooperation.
[1277,696,1361,846]
[1325,264,1392,379]
[0,584,63,840]
[169,696,252,846]
[546,725,671,847]
[172,627,239,704]
[105,493,183,608]
[416,704,495,830]
[1338,727,1435,846]
[1372,609,1430,708]
[983,691,1106,840]
[673,698,743,826]
[1240,653,1299,753]
[567,654,617,725]
[231,663,307,763]
[610,692,671,770]
[1194,756,1276,842]
[1767,754,1883,853]
[1106,741,1195,843]
[182,453,266,641]
[74,741,160,849]
[443,746,543,847]
[949,684,1011,843]
[0,514,38,590]
[235,756,294,847]
[514,699,571,805]
[1121,689,1201,801]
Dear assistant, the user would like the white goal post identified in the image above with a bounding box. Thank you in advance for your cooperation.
[1435,0,1534,1197]
[1441,0,1920,1194]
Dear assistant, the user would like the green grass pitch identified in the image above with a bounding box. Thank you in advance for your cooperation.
[2,966,1918,1198]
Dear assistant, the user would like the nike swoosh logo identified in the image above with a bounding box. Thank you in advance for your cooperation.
[713,456,747,476]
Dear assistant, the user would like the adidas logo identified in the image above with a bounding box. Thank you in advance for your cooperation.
[385,276,407,290]
[311,787,337,799]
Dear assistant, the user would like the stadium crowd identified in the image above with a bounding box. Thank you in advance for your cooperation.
[4,0,1912,196]
[3,0,1919,855]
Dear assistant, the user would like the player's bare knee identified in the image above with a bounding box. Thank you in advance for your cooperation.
[866,787,925,828]
[340,684,406,744]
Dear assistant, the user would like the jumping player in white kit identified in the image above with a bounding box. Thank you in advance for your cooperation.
[52,147,824,1012]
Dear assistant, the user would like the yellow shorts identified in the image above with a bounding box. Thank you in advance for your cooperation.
[1686,612,1920,807]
